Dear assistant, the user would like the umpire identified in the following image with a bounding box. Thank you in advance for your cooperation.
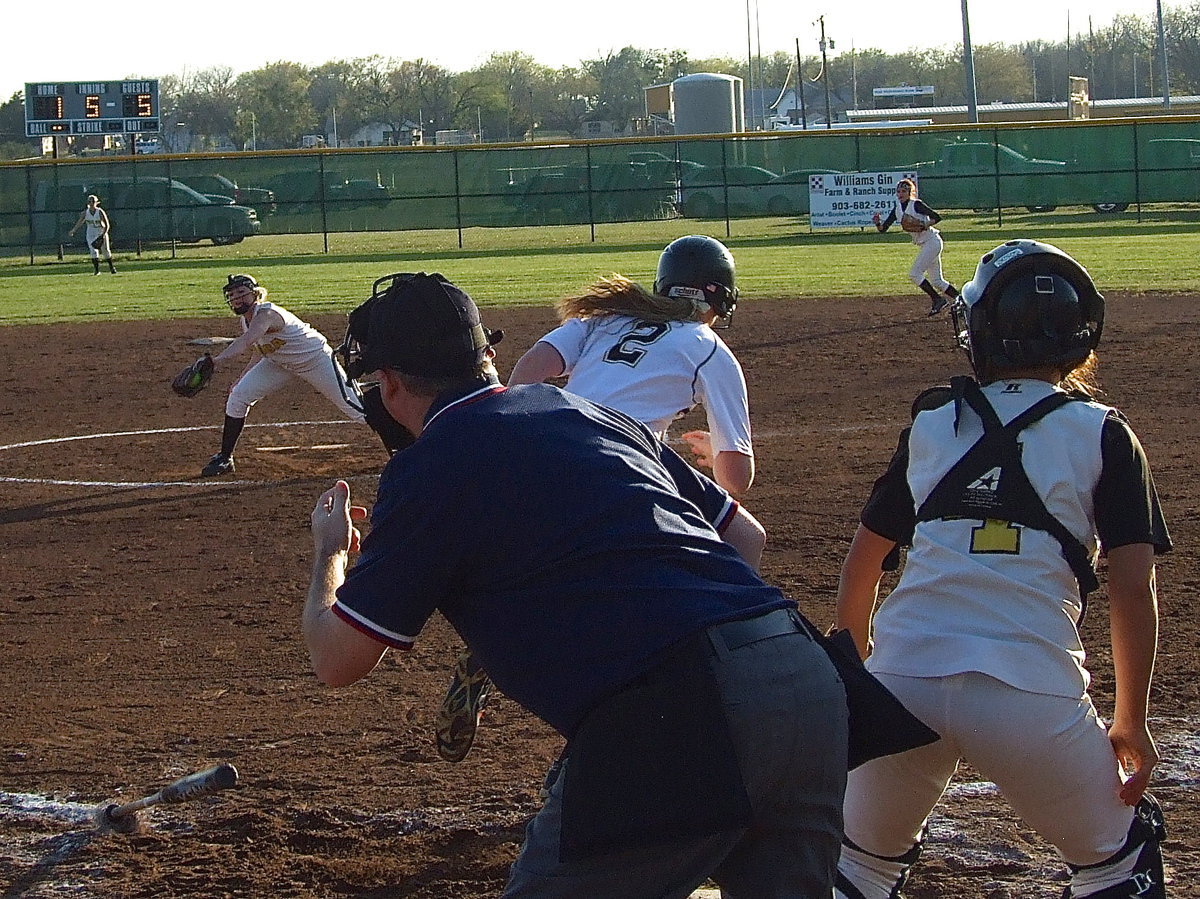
[303,272,849,897]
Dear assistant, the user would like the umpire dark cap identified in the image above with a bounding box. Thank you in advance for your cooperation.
[352,272,503,379]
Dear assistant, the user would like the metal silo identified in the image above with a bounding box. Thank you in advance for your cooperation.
[672,73,745,135]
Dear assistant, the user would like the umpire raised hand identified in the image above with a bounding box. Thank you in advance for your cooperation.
[302,272,849,896]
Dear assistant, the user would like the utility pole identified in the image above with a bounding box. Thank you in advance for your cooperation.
[818,15,833,129]
[795,38,808,129]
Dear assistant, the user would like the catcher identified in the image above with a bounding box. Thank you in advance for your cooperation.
[171,273,408,477]
[872,178,957,316]
[67,194,116,275]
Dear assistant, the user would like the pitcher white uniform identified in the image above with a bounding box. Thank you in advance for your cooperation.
[227,302,365,422]
[537,314,752,457]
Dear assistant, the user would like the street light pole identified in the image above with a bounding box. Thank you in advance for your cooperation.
[1155,0,1171,109]
[961,0,979,123]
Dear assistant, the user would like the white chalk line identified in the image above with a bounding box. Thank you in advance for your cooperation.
[0,420,352,489]
[2,719,1198,895]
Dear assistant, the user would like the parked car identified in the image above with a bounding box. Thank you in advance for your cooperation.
[758,168,845,215]
[1089,138,1200,213]
[261,171,391,211]
[678,164,779,218]
[31,177,260,246]
[180,173,276,215]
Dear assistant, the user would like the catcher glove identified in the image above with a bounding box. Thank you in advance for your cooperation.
[90,235,106,250]
[171,354,215,398]
[900,215,928,233]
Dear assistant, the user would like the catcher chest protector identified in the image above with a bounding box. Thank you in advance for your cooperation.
[914,377,1100,599]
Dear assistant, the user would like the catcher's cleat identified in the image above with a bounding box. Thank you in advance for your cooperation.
[928,297,949,316]
[200,453,235,477]
[435,649,494,763]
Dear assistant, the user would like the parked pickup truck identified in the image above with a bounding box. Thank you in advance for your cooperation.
[907,141,1068,212]
[31,177,261,246]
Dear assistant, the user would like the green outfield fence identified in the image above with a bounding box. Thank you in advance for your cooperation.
[2,116,1198,259]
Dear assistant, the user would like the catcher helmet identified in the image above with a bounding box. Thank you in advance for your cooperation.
[952,239,1103,380]
[653,235,738,321]
[223,273,259,295]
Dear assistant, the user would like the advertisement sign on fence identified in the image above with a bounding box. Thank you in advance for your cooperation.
[808,171,917,229]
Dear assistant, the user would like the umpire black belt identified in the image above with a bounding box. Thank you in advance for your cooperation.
[705,607,806,653]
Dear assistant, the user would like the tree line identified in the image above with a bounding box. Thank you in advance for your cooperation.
[1,1,1199,158]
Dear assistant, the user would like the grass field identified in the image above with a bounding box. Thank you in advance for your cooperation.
[1,209,1196,325]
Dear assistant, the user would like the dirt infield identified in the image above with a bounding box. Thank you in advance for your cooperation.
[1,293,1197,897]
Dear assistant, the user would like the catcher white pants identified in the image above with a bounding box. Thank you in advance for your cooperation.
[226,349,366,423]
[908,232,949,292]
[839,671,1135,895]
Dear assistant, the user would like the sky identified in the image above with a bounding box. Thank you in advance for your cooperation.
[8,0,1161,102]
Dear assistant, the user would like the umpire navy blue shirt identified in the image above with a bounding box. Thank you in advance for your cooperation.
[333,378,789,736]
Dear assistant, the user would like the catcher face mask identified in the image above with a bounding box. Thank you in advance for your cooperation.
[339,273,503,380]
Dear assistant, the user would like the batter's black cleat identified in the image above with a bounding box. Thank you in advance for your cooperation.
[928,297,949,316]
[436,648,494,763]
[200,453,235,477]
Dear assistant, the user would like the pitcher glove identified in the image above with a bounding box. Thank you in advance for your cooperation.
[171,354,215,398]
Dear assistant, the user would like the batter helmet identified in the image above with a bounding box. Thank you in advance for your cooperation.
[952,239,1103,380]
[654,235,739,320]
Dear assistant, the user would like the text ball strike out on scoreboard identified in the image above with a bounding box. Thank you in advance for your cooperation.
[24,81,160,137]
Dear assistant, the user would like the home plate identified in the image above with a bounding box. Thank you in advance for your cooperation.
[257,444,351,453]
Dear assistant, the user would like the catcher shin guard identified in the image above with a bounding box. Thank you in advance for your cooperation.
[835,836,922,899]
[1065,794,1166,898]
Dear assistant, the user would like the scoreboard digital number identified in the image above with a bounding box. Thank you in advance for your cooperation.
[24,81,160,137]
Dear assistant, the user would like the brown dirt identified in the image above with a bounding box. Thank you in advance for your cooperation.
[0,293,1197,897]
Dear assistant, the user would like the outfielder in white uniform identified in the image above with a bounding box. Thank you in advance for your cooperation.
[833,241,1170,899]
[198,273,366,477]
[509,235,754,498]
[67,194,116,275]
[873,178,957,317]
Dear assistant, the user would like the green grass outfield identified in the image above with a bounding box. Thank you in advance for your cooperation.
[0,209,1195,325]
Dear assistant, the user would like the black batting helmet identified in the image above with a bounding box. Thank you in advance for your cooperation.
[654,235,739,320]
[952,239,1103,380]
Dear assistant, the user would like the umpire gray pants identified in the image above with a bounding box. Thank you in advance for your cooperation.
[502,609,849,898]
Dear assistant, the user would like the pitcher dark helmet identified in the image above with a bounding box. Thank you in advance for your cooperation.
[654,235,739,320]
[952,240,1103,380]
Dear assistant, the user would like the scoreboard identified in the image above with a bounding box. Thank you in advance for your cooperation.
[24,80,160,137]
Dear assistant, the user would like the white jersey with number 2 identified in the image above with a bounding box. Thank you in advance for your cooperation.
[538,314,752,455]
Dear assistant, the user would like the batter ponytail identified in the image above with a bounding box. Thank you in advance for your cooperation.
[556,274,703,323]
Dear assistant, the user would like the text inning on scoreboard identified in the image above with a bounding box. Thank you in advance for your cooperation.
[24,81,160,137]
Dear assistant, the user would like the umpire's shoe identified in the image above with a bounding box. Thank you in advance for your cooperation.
[200,453,235,477]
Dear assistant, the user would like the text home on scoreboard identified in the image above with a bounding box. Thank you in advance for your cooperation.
[23,81,160,137]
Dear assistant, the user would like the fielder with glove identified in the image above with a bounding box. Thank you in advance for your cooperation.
[176,273,410,479]
[67,194,116,275]
[873,178,957,316]
[171,354,215,398]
